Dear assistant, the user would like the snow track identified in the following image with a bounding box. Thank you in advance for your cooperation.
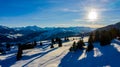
[38,49,68,67]
[25,41,75,67]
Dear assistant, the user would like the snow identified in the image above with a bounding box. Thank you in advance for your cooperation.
[93,48,103,57]
[111,39,120,52]
[11,39,76,67]
[59,42,120,67]
[0,37,120,67]
[0,46,17,60]
[78,50,87,60]
[7,34,23,39]
[111,43,120,52]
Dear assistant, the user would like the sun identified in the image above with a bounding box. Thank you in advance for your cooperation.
[88,9,98,21]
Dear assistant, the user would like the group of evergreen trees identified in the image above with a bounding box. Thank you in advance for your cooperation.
[86,28,120,52]
[69,39,85,52]
[99,30,111,46]
[93,28,120,46]
[16,41,37,60]
[69,41,77,51]
[51,38,63,48]
[64,37,69,41]
[0,43,11,54]
[16,37,67,60]
[0,41,38,56]
[69,35,94,52]
[21,41,37,50]
[6,43,11,51]
[86,28,120,51]
[69,28,120,53]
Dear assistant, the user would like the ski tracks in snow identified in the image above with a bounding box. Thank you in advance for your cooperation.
[38,49,68,67]
[25,41,75,67]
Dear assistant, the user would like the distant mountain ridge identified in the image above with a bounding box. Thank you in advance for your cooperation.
[0,25,15,34]
[14,25,43,31]
[0,25,94,43]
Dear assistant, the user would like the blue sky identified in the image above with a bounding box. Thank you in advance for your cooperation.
[0,0,120,28]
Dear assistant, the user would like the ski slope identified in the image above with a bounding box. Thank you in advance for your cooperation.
[0,37,120,67]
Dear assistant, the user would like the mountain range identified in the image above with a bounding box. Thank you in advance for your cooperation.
[0,25,94,43]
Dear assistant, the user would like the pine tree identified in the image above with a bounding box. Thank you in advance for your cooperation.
[64,37,67,41]
[66,37,69,41]
[6,42,10,51]
[16,43,23,60]
[77,39,85,50]
[33,41,37,46]
[87,42,94,52]
[0,43,6,54]
[100,30,111,46]
[58,38,62,47]
[109,28,119,39]
[69,41,77,52]
[52,38,55,44]
[40,41,42,46]
[55,37,59,42]
[86,34,94,52]
[94,31,100,42]
[50,44,54,48]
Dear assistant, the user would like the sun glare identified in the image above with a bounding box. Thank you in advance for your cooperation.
[88,9,98,21]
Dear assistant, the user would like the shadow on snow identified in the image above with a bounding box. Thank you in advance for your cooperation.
[0,44,58,67]
[22,47,58,67]
[59,42,120,67]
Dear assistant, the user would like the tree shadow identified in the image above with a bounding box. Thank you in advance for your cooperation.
[0,47,58,67]
[59,42,120,67]
[36,43,50,50]
[93,44,120,67]
[58,50,84,67]
[0,55,17,67]
[22,47,58,67]
[89,42,120,67]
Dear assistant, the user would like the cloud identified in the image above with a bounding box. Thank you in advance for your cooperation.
[73,19,85,22]
[73,18,99,22]
[84,24,105,28]
[61,8,83,12]
[49,22,105,28]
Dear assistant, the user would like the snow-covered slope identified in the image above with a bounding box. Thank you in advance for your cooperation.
[1,37,120,67]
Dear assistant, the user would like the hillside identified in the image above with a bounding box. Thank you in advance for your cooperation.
[0,37,120,67]
[96,22,120,31]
